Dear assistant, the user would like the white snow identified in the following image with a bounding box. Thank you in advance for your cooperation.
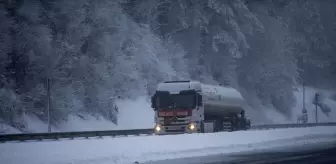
[291,87,336,123]
[3,85,336,133]
[156,81,202,94]
[156,81,244,100]
[114,96,155,130]
[59,96,154,131]
[0,124,21,134]
[59,115,118,132]
[1,96,154,134]
[0,114,60,134]
[1,126,336,164]
[23,114,60,133]
[255,86,336,124]
[262,106,289,123]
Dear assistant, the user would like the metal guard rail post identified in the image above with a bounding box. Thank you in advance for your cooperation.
[1,122,336,143]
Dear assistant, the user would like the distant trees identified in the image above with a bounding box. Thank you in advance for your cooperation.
[0,0,187,128]
[127,0,336,119]
[1,0,336,128]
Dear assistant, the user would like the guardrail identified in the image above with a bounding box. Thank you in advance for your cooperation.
[251,122,336,130]
[0,128,153,143]
[1,122,336,143]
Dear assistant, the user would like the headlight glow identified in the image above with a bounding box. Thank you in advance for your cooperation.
[188,123,196,130]
[154,124,162,133]
[155,126,161,131]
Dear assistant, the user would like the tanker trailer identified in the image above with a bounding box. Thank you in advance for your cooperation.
[151,80,251,135]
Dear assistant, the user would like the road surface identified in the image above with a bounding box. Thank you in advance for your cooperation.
[143,140,336,164]
[217,146,336,164]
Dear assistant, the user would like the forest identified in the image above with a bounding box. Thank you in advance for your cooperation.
[0,0,335,129]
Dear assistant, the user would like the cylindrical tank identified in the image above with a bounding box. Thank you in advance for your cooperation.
[201,84,247,116]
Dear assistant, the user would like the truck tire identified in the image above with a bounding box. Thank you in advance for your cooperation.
[222,121,232,132]
[230,117,238,132]
[246,122,251,130]
[230,122,236,132]
[200,121,205,133]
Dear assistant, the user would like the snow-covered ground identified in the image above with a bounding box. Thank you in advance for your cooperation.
[1,126,336,164]
[291,87,336,123]
[57,96,154,131]
[258,86,336,124]
[114,96,154,130]
[1,86,335,134]
[0,96,154,134]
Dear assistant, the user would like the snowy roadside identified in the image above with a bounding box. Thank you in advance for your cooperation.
[141,133,336,163]
[0,126,336,164]
[3,88,336,134]
[0,97,154,134]
[143,135,336,164]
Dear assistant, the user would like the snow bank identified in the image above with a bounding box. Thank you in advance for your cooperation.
[22,114,60,133]
[1,96,154,134]
[58,96,154,131]
[157,81,200,94]
[1,126,336,164]
[4,86,336,133]
[59,115,117,132]
[114,96,154,130]
[0,114,60,133]
[59,96,154,131]
[256,86,336,124]
[245,104,290,125]
[262,107,289,123]
[0,124,21,134]
[292,87,336,123]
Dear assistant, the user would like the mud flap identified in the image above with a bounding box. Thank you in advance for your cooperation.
[222,122,232,132]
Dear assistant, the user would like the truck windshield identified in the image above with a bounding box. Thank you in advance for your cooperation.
[156,94,196,109]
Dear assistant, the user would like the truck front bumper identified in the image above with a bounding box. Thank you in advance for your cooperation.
[154,123,198,135]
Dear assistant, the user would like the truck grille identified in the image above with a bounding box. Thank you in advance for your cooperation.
[158,116,190,125]
[164,126,186,133]
[165,129,185,133]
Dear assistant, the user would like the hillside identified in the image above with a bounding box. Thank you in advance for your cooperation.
[1,0,336,132]
[291,87,336,123]
[2,87,336,133]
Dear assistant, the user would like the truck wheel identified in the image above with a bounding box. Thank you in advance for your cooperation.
[200,122,205,133]
[230,120,236,132]
[230,125,235,132]
[246,123,251,130]
[222,121,232,132]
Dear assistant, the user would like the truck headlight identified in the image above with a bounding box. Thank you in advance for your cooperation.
[188,123,196,131]
[154,124,162,132]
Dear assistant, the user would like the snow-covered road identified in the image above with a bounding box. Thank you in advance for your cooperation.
[1,126,336,164]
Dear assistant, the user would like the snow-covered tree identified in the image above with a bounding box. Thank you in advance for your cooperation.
[236,2,299,117]
[2,0,336,129]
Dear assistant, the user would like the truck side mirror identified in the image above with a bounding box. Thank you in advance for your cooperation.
[197,95,202,106]
[151,96,156,109]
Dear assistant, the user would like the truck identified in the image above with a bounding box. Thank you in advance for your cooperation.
[150,80,251,135]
